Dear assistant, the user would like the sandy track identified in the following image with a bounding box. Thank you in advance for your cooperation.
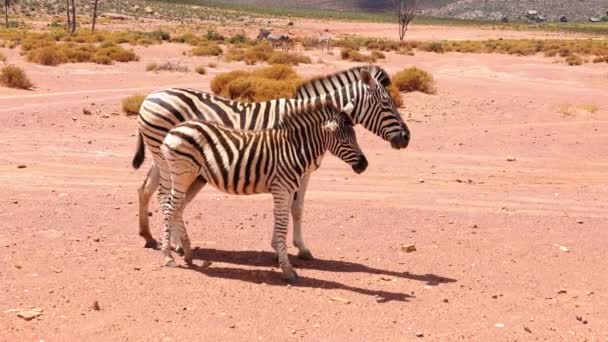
[1,27,608,340]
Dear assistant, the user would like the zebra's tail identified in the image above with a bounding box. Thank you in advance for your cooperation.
[132,132,146,169]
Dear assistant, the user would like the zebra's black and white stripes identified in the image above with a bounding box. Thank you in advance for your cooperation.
[133,65,410,259]
[159,100,366,282]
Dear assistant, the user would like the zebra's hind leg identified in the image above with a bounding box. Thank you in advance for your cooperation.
[271,190,298,283]
[291,174,313,260]
[172,177,207,257]
[138,164,160,248]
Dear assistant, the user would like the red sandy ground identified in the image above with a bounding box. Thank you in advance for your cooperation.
[1,20,607,341]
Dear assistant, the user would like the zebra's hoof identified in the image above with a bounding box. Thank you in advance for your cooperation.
[144,239,158,249]
[164,258,177,268]
[174,245,184,256]
[281,269,299,283]
[297,249,314,260]
[184,256,193,267]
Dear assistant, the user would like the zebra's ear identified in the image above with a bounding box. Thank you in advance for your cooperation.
[322,120,339,133]
[361,68,377,91]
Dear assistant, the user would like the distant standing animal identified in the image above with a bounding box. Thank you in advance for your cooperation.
[257,28,290,51]
[317,32,332,53]
[159,100,367,282]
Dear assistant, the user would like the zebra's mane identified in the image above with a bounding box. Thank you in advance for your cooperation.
[295,65,391,98]
[280,98,336,128]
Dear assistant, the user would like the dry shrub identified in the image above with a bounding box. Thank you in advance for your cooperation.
[146,63,159,71]
[388,85,403,108]
[208,62,218,68]
[147,62,189,72]
[0,65,34,89]
[191,43,223,56]
[195,65,206,75]
[565,55,583,66]
[0,52,6,63]
[592,55,608,63]
[268,51,311,65]
[210,64,301,102]
[122,94,146,115]
[371,50,386,59]
[340,48,377,62]
[225,43,274,65]
[393,67,436,94]
[26,42,137,65]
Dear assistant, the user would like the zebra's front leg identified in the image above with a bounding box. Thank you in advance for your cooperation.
[291,174,313,260]
[272,190,298,283]
[138,164,160,248]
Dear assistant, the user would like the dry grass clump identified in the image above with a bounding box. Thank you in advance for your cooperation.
[191,42,223,56]
[393,67,436,94]
[0,52,6,63]
[210,64,301,102]
[122,94,146,115]
[371,50,386,60]
[592,55,608,63]
[225,43,310,65]
[0,65,34,89]
[340,48,378,63]
[565,55,583,66]
[195,65,206,75]
[146,61,189,72]
[207,62,218,68]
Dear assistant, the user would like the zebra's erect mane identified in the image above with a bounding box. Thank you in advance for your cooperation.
[295,65,391,98]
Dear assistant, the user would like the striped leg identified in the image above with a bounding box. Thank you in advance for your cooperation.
[291,174,313,260]
[172,177,207,256]
[161,168,197,267]
[272,190,298,283]
[137,164,160,248]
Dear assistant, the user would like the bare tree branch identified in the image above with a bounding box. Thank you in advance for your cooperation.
[4,0,10,28]
[392,0,417,41]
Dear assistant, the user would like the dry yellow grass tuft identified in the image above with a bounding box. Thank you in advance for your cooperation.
[0,52,6,63]
[25,41,138,66]
[122,94,147,115]
[340,48,378,63]
[210,64,302,102]
[191,43,223,56]
[392,67,436,94]
[225,43,311,66]
[0,65,34,89]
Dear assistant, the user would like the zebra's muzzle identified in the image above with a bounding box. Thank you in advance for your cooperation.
[352,155,368,174]
[390,130,410,149]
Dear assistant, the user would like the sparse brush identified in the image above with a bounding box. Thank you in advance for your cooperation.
[122,94,146,115]
[27,46,67,66]
[268,51,311,65]
[147,62,189,72]
[195,65,206,75]
[371,50,386,59]
[191,43,223,56]
[208,62,218,68]
[228,33,249,44]
[0,52,6,63]
[205,29,224,41]
[565,55,583,66]
[0,65,34,89]
[393,67,436,94]
[340,48,376,62]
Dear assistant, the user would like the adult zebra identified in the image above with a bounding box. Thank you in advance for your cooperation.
[133,65,410,259]
[160,100,366,282]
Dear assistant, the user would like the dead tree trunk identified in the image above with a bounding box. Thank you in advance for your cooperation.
[4,0,10,28]
[392,0,417,41]
[91,0,99,31]
[66,0,71,32]
[70,0,77,34]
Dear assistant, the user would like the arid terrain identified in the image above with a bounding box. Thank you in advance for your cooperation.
[1,16,607,341]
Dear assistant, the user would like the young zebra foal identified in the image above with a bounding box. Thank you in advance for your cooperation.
[160,100,367,282]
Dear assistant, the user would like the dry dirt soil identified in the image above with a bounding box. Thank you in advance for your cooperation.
[1,19,607,341]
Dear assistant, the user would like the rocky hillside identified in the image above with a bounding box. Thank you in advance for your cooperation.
[421,0,607,21]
